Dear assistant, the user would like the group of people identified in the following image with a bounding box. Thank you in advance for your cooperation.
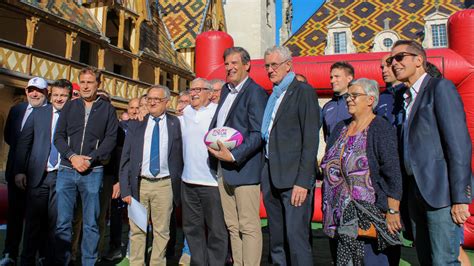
[0,39,471,266]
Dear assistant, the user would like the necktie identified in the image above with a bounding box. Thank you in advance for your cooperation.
[149,116,161,176]
[49,110,60,167]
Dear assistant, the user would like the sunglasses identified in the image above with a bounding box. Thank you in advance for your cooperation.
[72,91,80,97]
[386,52,418,65]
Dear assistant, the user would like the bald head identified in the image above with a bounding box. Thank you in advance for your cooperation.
[127,98,140,119]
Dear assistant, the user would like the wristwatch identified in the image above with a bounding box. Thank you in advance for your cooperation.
[388,208,399,214]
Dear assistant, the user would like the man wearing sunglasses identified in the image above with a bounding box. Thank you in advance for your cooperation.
[390,40,472,265]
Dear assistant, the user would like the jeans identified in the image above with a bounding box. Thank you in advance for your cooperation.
[55,167,103,266]
[408,178,460,266]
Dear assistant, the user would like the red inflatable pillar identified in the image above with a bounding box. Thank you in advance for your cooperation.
[195,31,234,79]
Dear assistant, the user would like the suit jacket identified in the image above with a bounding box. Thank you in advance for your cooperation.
[404,75,472,208]
[4,102,28,182]
[119,113,183,206]
[267,79,320,190]
[209,78,268,185]
[14,105,56,188]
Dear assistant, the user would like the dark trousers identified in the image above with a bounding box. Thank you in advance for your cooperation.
[261,161,313,266]
[20,171,57,266]
[3,177,26,259]
[181,182,228,266]
[109,198,123,249]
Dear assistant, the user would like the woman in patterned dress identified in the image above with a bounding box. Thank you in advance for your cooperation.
[321,78,403,265]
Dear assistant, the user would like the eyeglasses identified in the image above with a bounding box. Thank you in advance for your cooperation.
[146,97,168,103]
[189,87,209,93]
[386,52,418,65]
[264,60,289,71]
[72,91,80,97]
[343,93,368,101]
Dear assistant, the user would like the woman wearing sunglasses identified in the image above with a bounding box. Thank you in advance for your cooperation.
[321,78,403,265]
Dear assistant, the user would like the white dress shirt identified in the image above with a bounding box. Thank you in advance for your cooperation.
[216,77,248,127]
[21,104,34,131]
[141,114,170,178]
[265,90,288,156]
[404,73,427,120]
[47,107,61,172]
[181,103,218,186]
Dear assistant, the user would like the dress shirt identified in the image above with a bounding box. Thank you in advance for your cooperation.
[404,73,427,120]
[141,114,169,178]
[47,107,61,172]
[265,90,288,157]
[216,77,248,127]
[181,103,218,186]
[21,104,34,131]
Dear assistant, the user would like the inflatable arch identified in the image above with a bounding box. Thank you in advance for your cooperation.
[195,9,474,247]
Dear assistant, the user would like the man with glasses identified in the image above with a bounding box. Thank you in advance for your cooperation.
[322,61,354,141]
[180,78,228,265]
[208,47,268,265]
[119,85,183,265]
[389,40,472,265]
[261,46,319,265]
[210,79,225,104]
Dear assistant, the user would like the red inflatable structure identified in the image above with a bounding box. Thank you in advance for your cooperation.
[196,9,474,247]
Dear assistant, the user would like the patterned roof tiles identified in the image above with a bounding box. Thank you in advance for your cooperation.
[285,0,465,56]
[157,0,210,49]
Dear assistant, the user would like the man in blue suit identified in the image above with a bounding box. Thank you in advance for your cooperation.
[208,47,268,265]
[389,40,472,265]
[0,77,49,265]
[14,79,72,265]
[119,85,183,265]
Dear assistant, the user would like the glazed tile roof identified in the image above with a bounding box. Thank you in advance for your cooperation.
[19,0,101,34]
[140,17,193,72]
[157,0,210,49]
[285,0,465,56]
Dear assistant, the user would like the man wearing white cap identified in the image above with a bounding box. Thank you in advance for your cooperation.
[0,77,49,265]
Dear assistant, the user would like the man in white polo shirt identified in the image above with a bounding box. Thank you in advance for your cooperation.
[180,78,228,266]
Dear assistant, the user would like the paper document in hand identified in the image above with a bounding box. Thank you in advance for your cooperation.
[128,197,148,232]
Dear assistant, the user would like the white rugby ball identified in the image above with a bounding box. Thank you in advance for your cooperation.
[204,127,244,150]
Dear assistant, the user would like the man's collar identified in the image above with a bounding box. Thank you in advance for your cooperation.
[228,76,249,94]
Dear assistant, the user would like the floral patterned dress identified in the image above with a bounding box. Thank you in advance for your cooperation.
[320,126,376,238]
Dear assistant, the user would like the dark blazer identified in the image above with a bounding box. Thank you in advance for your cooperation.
[14,105,57,188]
[404,75,472,208]
[4,102,28,182]
[209,78,268,185]
[119,113,183,205]
[267,79,320,189]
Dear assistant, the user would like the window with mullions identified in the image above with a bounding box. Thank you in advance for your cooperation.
[432,24,447,47]
[334,32,347,54]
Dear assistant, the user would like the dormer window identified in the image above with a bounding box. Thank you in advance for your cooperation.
[431,24,447,47]
[422,7,449,49]
[324,17,357,55]
[334,32,347,54]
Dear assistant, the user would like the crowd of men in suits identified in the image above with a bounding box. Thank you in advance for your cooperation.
[0,40,472,266]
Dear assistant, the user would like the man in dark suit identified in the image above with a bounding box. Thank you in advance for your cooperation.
[389,40,472,265]
[14,79,72,265]
[208,47,268,265]
[261,46,319,265]
[119,85,183,265]
[1,77,49,265]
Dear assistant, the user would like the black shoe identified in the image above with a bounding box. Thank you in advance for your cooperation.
[103,248,122,261]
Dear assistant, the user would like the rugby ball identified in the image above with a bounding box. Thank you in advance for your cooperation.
[204,127,243,150]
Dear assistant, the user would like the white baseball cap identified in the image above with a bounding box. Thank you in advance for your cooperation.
[26,77,48,90]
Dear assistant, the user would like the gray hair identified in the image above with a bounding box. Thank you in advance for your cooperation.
[179,90,190,97]
[191,77,212,91]
[210,79,225,87]
[349,78,379,110]
[264,46,292,62]
[147,85,171,99]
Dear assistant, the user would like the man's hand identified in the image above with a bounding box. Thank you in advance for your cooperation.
[70,155,92,173]
[122,195,131,205]
[15,174,27,190]
[386,213,402,235]
[207,141,234,162]
[291,185,308,207]
[451,204,470,225]
[112,182,120,199]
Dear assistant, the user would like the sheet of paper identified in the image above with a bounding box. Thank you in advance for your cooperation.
[128,197,148,232]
